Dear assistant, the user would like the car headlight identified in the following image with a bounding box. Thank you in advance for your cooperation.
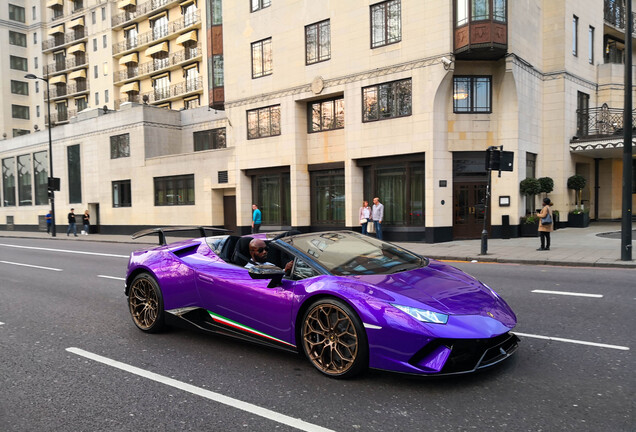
[391,304,448,324]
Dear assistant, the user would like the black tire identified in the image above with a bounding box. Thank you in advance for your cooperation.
[301,298,368,378]
[128,273,166,333]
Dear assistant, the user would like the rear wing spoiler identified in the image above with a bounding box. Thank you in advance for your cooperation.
[131,226,231,246]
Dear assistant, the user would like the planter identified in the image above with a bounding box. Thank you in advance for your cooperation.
[568,212,590,228]
[519,218,539,237]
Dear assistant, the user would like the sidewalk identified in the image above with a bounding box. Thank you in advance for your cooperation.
[0,222,634,268]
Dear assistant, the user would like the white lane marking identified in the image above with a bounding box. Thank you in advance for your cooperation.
[66,347,335,432]
[532,289,603,298]
[0,243,128,258]
[0,261,62,272]
[515,332,629,351]
[97,275,125,281]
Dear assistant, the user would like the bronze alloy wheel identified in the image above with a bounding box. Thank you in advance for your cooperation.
[128,274,165,333]
[302,300,367,378]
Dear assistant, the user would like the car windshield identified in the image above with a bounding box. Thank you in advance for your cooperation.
[282,232,426,276]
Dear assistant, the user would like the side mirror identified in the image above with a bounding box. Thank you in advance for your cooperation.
[248,265,285,287]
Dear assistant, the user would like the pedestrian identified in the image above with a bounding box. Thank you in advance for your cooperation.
[82,210,90,235]
[45,210,52,235]
[536,197,554,251]
[66,208,77,237]
[372,197,384,240]
[359,200,371,235]
[251,204,262,234]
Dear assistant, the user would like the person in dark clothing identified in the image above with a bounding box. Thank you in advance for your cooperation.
[82,210,90,235]
[67,208,77,237]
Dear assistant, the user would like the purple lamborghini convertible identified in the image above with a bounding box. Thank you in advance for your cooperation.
[126,227,518,378]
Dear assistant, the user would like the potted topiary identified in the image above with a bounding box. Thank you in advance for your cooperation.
[519,178,541,237]
[567,175,589,227]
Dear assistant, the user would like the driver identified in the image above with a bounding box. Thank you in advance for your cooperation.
[245,238,294,274]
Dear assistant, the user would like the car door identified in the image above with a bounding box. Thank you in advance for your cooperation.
[195,262,296,347]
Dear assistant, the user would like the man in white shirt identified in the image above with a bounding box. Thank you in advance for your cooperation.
[372,197,384,240]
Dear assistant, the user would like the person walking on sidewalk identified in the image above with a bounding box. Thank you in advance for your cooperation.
[82,210,90,235]
[372,197,384,240]
[251,204,262,234]
[537,197,554,250]
[359,200,371,235]
[67,208,78,237]
[45,210,52,235]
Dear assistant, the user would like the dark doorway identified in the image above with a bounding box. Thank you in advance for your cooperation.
[88,202,99,233]
[453,182,489,239]
[223,195,236,234]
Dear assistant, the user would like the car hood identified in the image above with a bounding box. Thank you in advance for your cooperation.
[351,260,515,320]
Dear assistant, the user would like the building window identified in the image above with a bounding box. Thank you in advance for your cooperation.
[9,31,27,47]
[95,92,99,105]
[247,105,281,139]
[213,54,224,87]
[184,65,199,91]
[453,76,492,113]
[35,82,39,93]
[101,6,106,20]
[34,32,37,44]
[73,0,83,12]
[361,155,425,226]
[194,128,226,151]
[588,26,594,64]
[251,0,271,12]
[308,97,344,132]
[91,10,96,24]
[370,0,401,48]
[33,151,48,206]
[184,96,200,109]
[110,133,130,159]
[103,62,109,76]
[525,152,536,215]
[34,57,38,69]
[576,91,590,137]
[305,20,330,65]
[472,0,489,20]
[36,106,40,117]
[103,34,107,48]
[32,5,36,20]
[212,0,222,24]
[94,65,98,78]
[10,56,28,71]
[105,89,109,103]
[311,169,345,225]
[151,14,169,40]
[11,81,29,96]
[2,158,16,206]
[251,171,290,226]
[572,15,578,56]
[124,26,138,49]
[112,180,131,207]
[17,154,32,206]
[362,78,412,122]
[67,144,82,204]
[13,129,30,137]
[56,102,68,122]
[251,38,272,78]
[493,0,506,21]
[9,4,26,23]
[76,97,87,112]
[153,74,170,100]
[93,38,97,52]
[12,105,30,120]
[182,2,196,26]
[154,174,195,206]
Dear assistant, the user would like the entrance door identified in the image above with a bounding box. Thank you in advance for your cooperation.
[453,182,489,239]
[223,195,236,234]
[88,202,99,234]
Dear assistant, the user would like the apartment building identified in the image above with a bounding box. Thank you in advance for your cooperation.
[1,0,634,242]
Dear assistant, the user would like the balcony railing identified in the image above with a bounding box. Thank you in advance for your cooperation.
[44,54,88,75]
[42,29,86,51]
[604,0,636,32]
[111,0,179,27]
[114,94,141,109]
[45,81,89,101]
[47,109,77,126]
[574,104,636,139]
[114,43,201,82]
[112,11,200,55]
[140,76,202,104]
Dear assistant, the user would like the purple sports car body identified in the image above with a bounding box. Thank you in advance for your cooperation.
[125,228,518,378]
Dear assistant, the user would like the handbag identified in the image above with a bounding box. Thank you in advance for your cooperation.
[541,212,552,225]
[359,218,368,224]
[367,221,376,233]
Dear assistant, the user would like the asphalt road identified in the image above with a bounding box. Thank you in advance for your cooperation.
[0,238,634,432]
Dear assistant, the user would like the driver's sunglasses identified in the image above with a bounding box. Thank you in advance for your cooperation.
[257,247,268,253]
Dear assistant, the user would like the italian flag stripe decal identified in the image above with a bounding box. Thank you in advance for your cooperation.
[208,311,295,348]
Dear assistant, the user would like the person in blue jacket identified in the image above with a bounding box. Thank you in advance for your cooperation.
[252,204,262,234]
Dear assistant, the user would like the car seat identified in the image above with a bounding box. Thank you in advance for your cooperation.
[231,236,253,267]
[218,236,240,263]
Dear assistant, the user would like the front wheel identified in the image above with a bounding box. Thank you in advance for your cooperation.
[301,299,368,378]
[128,273,166,333]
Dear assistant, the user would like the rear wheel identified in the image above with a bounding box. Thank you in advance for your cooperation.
[301,299,368,378]
[128,273,166,333]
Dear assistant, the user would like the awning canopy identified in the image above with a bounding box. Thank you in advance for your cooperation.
[46,0,63,8]
[67,43,85,54]
[49,75,66,85]
[118,0,136,8]
[48,25,64,36]
[145,42,168,57]
[68,69,87,80]
[121,82,140,93]
[69,17,85,28]
[176,30,197,45]
[119,53,139,65]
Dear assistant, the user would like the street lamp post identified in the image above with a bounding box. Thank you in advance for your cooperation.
[25,73,56,237]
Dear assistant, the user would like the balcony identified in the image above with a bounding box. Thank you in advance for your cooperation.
[42,29,86,52]
[44,54,88,75]
[45,81,89,101]
[573,104,636,140]
[604,0,636,35]
[112,0,179,28]
[46,109,77,126]
[114,94,141,109]
[112,10,200,55]
[114,43,201,82]
[139,76,202,104]
[454,0,507,60]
